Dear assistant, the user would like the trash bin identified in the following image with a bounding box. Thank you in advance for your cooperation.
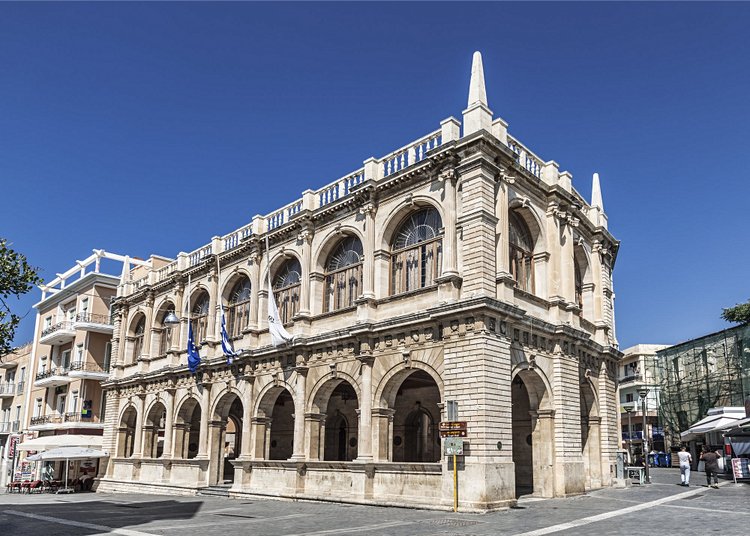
[647,453,656,467]
[665,453,672,467]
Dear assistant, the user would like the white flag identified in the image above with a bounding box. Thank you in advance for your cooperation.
[267,275,294,347]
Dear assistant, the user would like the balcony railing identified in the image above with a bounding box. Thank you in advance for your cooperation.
[35,367,69,381]
[69,362,110,374]
[75,312,113,326]
[40,321,74,339]
[30,412,95,427]
[619,374,642,384]
[0,382,15,395]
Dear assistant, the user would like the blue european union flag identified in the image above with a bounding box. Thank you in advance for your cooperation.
[187,321,201,373]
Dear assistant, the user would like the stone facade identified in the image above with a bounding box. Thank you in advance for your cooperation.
[99,52,621,511]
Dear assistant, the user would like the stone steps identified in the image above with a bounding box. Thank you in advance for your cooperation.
[198,484,232,498]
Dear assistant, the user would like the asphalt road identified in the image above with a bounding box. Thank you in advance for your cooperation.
[2,469,748,536]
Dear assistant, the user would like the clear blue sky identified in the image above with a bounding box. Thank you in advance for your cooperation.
[2,2,748,350]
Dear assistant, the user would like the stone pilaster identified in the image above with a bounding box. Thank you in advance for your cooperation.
[291,366,308,460]
[355,353,375,462]
[162,387,175,459]
[457,153,499,297]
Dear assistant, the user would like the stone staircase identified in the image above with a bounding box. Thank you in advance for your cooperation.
[198,484,232,498]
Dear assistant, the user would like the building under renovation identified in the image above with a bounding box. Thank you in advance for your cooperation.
[657,323,750,448]
[98,52,622,510]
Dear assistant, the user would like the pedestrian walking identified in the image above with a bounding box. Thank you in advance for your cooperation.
[677,446,692,486]
[699,446,721,488]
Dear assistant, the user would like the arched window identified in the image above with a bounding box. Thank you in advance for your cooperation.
[390,208,443,295]
[574,261,583,313]
[191,292,210,344]
[509,211,535,293]
[158,306,175,356]
[324,236,363,312]
[227,277,251,338]
[273,259,301,324]
[131,316,146,363]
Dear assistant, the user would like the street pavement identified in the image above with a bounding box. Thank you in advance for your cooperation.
[1,469,748,536]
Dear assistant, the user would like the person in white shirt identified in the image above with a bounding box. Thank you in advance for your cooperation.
[678,446,692,486]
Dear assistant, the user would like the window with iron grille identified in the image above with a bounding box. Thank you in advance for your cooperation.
[390,208,443,295]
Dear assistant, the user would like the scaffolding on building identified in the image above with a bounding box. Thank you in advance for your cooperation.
[656,323,750,448]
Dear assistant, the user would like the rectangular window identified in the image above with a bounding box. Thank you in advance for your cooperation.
[70,391,79,413]
[60,350,71,370]
[75,344,84,366]
[34,398,42,418]
[15,405,21,421]
[44,316,52,330]
[19,366,25,382]
[103,342,112,372]
[80,297,89,313]
[625,393,634,403]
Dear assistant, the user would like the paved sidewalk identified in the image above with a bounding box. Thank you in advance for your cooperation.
[1,468,748,536]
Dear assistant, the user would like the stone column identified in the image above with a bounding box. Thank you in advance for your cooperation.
[297,228,313,318]
[360,203,376,299]
[251,417,270,459]
[355,354,375,462]
[372,408,395,461]
[291,367,308,460]
[162,388,175,459]
[440,168,459,277]
[531,409,556,498]
[206,267,218,343]
[132,394,146,458]
[495,176,514,300]
[197,381,211,458]
[141,292,154,361]
[304,413,325,460]
[248,252,261,331]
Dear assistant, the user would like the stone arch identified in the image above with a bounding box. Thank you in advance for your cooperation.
[126,312,147,364]
[210,388,245,485]
[261,249,303,285]
[117,405,138,458]
[573,241,594,318]
[144,400,166,458]
[308,371,361,414]
[174,395,202,459]
[510,367,555,498]
[508,196,545,252]
[220,269,252,305]
[378,197,445,252]
[222,274,252,338]
[153,299,177,357]
[312,225,366,274]
[254,383,296,460]
[375,359,444,409]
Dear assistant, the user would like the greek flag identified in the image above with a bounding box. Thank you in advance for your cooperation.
[187,321,201,374]
[221,308,239,364]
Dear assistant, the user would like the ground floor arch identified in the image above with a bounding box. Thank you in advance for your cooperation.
[117,406,137,458]
[388,369,441,463]
[209,391,244,484]
[512,369,555,498]
[175,397,201,459]
[144,401,166,458]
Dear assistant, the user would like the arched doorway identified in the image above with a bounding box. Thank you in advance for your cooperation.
[175,398,201,459]
[144,402,166,458]
[323,382,358,461]
[211,392,244,484]
[117,407,137,458]
[511,369,554,498]
[269,389,295,460]
[391,370,441,462]
[580,379,602,489]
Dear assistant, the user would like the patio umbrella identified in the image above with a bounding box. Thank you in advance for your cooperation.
[27,447,108,493]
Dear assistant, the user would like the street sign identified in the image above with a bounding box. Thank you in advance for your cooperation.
[439,421,467,438]
[444,437,464,456]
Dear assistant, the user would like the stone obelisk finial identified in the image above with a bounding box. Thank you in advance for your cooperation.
[462,51,493,137]
[591,172,604,212]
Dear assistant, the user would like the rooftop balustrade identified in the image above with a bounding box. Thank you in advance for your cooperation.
[119,119,558,292]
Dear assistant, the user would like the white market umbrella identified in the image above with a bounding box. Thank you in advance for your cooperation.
[27,447,108,493]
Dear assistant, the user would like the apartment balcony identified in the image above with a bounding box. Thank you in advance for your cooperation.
[0,382,15,398]
[68,361,110,381]
[74,312,114,334]
[0,359,17,369]
[29,412,103,431]
[618,374,642,385]
[39,321,76,346]
[0,420,20,434]
[34,367,72,387]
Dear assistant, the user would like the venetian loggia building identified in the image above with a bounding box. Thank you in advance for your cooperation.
[99,52,621,510]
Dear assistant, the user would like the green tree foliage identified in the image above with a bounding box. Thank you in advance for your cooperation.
[0,239,42,355]
[721,299,750,324]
